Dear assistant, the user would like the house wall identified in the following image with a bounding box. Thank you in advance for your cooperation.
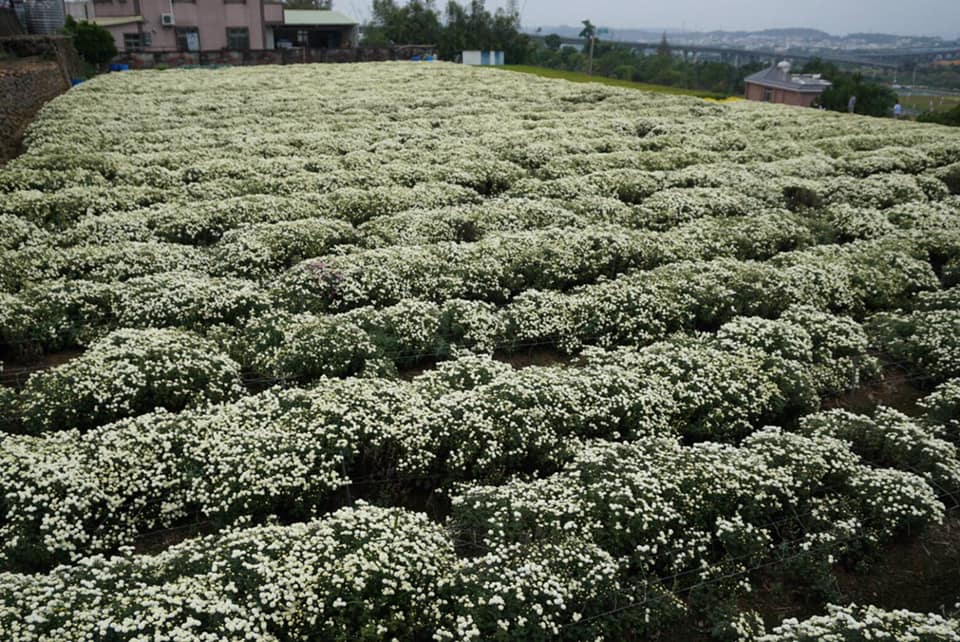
[65,1,95,21]
[745,82,820,108]
[96,0,267,51]
[263,2,281,23]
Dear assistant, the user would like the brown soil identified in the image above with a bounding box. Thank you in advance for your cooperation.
[494,346,570,369]
[397,346,571,381]
[822,368,928,417]
[0,348,83,388]
[653,515,960,641]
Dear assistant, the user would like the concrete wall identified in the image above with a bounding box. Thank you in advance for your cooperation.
[113,44,432,67]
[745,82,820,108]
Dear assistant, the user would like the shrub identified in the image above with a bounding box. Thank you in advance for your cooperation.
[63,16,118,66]
[16,328,244,433]
[760,604,960,642]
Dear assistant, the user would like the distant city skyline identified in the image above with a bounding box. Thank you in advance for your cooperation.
[470,0,960,38]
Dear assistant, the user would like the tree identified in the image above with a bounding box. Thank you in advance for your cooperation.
[363,0,529,63]
[657,32,671,58]
[63,16,117,66]
[368,0,441,45]
[802,58,898,117]
[544,33,562,51]
[578,19,595,41]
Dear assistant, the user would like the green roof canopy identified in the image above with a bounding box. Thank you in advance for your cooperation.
[282,10,358,26]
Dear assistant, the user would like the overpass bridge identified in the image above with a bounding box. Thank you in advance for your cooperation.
[855,47,960,66]
[543,35,901,70]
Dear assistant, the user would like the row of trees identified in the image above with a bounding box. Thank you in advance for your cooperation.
[800,59,899,117]
[918,105,960,126]
[364,1,529,63]
[528,32,764,96]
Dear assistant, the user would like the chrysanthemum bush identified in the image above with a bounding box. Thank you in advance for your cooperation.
[758,604,960,641]
[0,504,458,641]
[867,309,960,382]
[11,328,245,434]
[450,430,947,631]
[799,406,960,495]
[0,449,949,641]
[209,217,358,279]
[273,213,816,313]
[2,62,960,639]
[0,327,869,567]
[921,378,960,445]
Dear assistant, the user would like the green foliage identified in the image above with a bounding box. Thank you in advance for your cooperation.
[801,58,898,117]
[544,33,561,51]
[523,36,754,96]
[578,19,595,41]
[439,0,529,64]
[919,104,960,127]
[368,0,441,46]
[657,32,671,58]
[364,0,530,63]
[63,15,117,66]
[502,65,727,99]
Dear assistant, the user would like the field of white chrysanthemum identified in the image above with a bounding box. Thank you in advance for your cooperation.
[0,62,959,640]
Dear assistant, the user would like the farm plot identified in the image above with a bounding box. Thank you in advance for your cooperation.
[1,62,960,640]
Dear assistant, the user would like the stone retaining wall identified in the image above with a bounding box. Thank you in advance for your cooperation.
[0,35,81,164]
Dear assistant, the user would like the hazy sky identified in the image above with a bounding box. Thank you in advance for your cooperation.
[467,0,960,37]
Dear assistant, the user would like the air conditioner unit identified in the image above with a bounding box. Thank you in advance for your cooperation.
[160,13,175,27]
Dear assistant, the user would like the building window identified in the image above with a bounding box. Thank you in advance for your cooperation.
[224,0,245,4]
[176,27,200,52]
[226,27,249,50]
[763,88,774,102]
[123,32,143,51]
[297,29,308,46]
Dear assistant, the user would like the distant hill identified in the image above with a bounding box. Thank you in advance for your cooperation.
[701,28,832,39]
[528,25,944,48]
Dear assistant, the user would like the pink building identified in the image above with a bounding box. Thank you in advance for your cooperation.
[744,61,831,108]
[77,0,356,53]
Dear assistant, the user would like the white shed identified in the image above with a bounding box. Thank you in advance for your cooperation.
[461,50,504,66]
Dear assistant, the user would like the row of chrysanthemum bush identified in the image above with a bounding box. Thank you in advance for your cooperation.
[0,249,942,437]
[0,409,957,641]
[0,208,814,295]
[1,124,958,232]
[2,300,960,570]
[1,169,957,292]
[1,239,959,438]
[0,232,954,371]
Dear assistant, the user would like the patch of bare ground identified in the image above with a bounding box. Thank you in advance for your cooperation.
[822,367,929,417]
[0,348,83,388]
[397,346,570,380]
